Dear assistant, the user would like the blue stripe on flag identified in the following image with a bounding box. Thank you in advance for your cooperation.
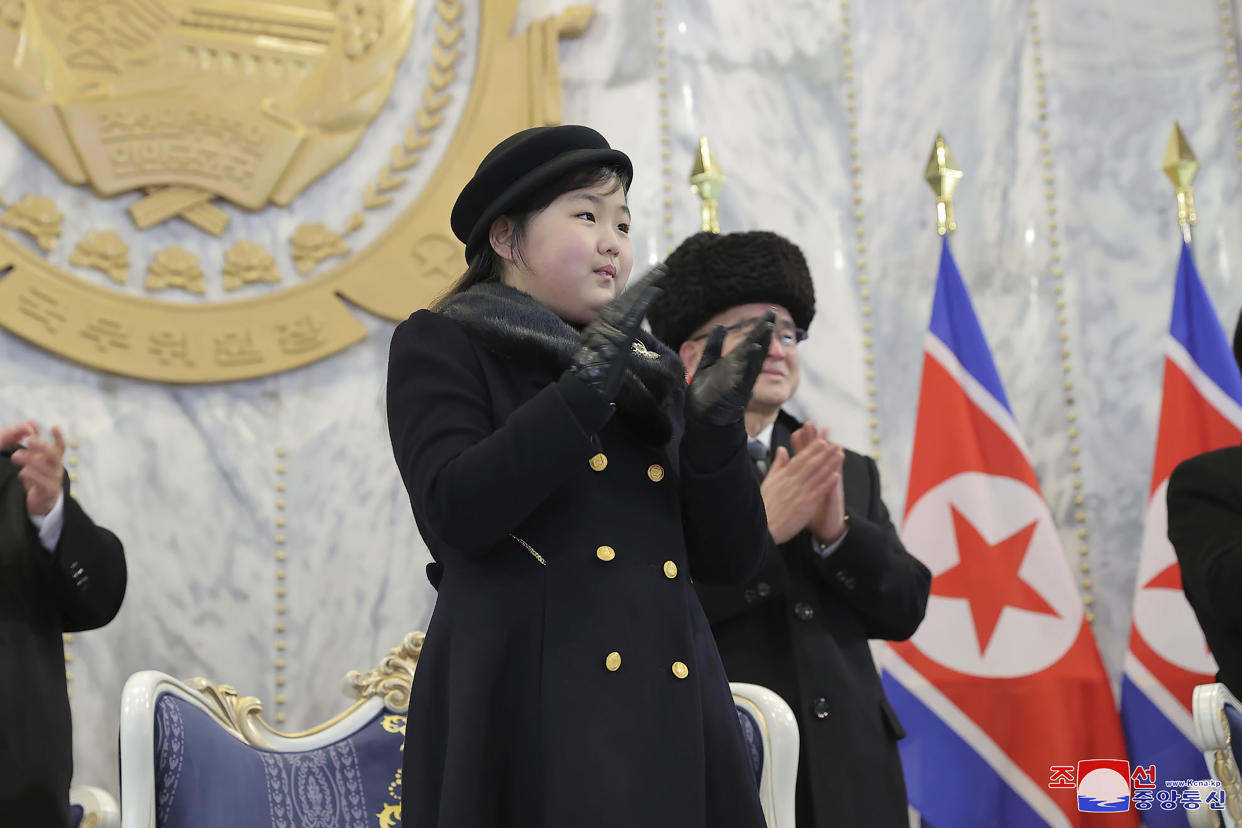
[1169,241,1242,408]
[1119,676,1206,828]
[928,237,1014,413]
[882,672,1049,828]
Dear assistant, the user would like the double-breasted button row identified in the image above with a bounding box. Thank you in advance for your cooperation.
[602,652,690,679]
[593,546,678,580]
[585,454,665,485]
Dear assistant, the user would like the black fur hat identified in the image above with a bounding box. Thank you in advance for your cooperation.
[648,230,816,349]
[451,125,632,262]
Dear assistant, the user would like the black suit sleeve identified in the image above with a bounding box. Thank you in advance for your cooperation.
[1168,454,1242,631]
[806,454,931,641]
[387,311,615,555]
[40,481,127,632]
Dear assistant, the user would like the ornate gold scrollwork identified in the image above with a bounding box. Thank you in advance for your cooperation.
[344,630,424,714]
[183,678,275,749]
[178,630,423,749]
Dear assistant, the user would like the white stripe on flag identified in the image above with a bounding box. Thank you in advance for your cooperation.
[1165,337,1242,433]
[924,333,1036,465]
[882,644,1073,828]
[1122,651,1198,744]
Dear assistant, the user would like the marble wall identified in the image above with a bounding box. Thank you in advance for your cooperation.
[1,0,1239,802]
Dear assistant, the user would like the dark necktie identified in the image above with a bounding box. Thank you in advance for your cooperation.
[747,438,769,480]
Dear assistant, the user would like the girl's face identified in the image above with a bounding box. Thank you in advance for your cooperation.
[494,177,633,325]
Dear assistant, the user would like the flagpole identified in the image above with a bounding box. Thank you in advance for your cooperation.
[689,135,725,234]
[924,133,963,237]
[1163,122,1198,247]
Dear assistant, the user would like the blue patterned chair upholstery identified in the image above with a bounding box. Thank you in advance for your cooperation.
[1192,682,1242,828]
[119,632,423,828]
[69,784,119,828]
[731,682,799,828]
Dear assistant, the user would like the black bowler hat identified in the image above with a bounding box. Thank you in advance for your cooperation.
[450,125,633,262]
[649,230,816,350]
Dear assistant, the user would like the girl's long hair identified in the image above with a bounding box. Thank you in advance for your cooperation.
[432,160,632,310]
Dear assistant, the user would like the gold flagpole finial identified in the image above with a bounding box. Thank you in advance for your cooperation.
[689,135,726,234]
[924,132,963,236]
[1163,122,1198,243]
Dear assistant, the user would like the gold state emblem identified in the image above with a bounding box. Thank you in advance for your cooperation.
[0,0,594,382]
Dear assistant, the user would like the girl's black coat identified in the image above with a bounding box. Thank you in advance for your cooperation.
[387,285,769,828]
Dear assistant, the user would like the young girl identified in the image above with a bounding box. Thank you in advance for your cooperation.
[387,125,774,827]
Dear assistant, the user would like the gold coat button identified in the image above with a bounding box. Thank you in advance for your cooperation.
[647,463,665,482]
[663,560,678,579]
[596,545,616,562]
[589,453,608,472]
[671,661,689,679]
[606,651,622,672]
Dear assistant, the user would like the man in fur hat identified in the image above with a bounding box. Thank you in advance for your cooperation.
[1168,308,1242,699]
[650,230,931,828]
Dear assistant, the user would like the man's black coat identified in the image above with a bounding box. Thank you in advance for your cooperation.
[0,453,126,828]
[696,410,931,828]
[1168,444,1242,697]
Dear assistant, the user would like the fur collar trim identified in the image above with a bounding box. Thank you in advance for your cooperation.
[439,282,684,442]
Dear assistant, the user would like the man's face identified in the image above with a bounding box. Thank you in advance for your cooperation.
[678,302,803,412]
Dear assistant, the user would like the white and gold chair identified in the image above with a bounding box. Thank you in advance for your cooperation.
[69,784,120,828]
[1192,682,1242,828]
[118,632,422,828]
[731,681,800,828]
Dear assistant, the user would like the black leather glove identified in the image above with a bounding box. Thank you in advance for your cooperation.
[686,310,775,426]
[568,269,665,402]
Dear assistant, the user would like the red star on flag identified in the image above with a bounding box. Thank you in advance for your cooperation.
[932,504,1061,656]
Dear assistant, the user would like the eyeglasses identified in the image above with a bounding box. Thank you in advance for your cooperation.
[689,315,808,348]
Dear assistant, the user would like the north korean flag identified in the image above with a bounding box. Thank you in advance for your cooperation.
[882,238,1135,827]
[1119,241,1242,828]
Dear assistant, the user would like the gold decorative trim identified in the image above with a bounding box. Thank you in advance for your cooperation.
[2,194,62,252]
[184,678,275,749]
[343,631,425,714]
[222,242,280,292]
[839,0,881,461]
[1027,0,1093,619]
[631,340,660,360]
[654,0,675,253]
[274,447,288,724]
[289,214,364,277]
[358,0,462,215]
[509,533,547,566]
[70,231,129,285]
[145,247,205,295]
[0,0,592,383]
[181,630,424,748]
[1221,0,1242,179]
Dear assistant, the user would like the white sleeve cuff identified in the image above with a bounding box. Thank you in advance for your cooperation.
[30,490,65,553]
[811,530,847,559]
